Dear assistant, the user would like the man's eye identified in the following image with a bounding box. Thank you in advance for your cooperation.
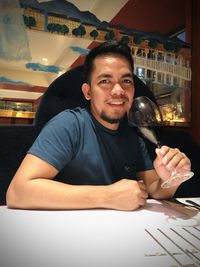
[123,79,133,84]
[99,79,109,84]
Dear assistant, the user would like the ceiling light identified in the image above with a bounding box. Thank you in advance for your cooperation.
[42,57,48,62]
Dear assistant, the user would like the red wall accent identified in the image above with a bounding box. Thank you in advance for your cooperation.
[111,0,186,35]
[0,83,46,93]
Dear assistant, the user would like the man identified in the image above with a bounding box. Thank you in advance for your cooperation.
[6,41,191,210]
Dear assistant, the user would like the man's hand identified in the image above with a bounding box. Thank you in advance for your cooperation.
[105,179,148,211]
[153,145,192,186]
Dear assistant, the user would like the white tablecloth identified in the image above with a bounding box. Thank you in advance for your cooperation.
[0,198,200,267]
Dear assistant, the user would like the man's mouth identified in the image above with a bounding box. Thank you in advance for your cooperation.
[107,98,128,106]
[109,100,124,105]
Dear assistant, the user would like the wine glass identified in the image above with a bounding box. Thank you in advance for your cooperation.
[128,96,194,189]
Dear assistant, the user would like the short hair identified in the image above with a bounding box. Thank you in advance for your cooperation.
[83,40,134,83]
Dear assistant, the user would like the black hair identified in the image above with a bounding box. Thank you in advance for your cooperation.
[83,40,134,83]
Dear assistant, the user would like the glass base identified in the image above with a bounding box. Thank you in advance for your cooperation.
[161,171,194,189]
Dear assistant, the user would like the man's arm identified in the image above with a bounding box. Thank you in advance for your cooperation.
[6,154,107,210]
[7,146,189,210]
[6,154,148,211]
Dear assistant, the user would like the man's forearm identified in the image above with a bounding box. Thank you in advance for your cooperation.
[6,178,109,210]
[7,178,148,211]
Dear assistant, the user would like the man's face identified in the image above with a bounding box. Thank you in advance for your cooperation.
[82,54,135,129]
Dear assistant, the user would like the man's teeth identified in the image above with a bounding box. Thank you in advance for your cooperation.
[110,101,123,105]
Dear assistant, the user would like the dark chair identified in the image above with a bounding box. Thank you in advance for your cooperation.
[35,65,88,130]
[0,65,199,205]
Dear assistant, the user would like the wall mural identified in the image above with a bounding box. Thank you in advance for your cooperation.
[0,0,192,126]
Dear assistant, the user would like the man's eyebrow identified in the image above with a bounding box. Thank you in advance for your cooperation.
[97,74,112,79]
[97,73,133,79]
[121,73,133,78]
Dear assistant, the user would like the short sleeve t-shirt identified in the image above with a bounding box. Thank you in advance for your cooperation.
[28,108,153,185]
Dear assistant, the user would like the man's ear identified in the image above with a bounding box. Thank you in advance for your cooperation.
[82,83,91,100]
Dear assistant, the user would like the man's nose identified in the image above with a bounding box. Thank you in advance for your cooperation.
[111,83,125,95]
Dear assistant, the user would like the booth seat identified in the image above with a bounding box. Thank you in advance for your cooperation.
[0,65,199,205]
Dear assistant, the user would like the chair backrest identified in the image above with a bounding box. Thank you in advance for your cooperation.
[35,65,88,130]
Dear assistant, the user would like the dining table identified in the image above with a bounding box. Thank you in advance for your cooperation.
[0,198,200,267]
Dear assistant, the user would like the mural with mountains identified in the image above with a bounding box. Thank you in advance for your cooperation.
[19,0,101,26]
[19,0,190,48]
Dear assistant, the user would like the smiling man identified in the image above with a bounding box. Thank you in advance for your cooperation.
[6,41,192,210]
[82,53,134,128]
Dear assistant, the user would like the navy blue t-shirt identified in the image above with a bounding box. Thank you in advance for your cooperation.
[28,108,153,185]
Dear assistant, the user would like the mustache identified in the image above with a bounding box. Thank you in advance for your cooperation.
[107,95,129,101]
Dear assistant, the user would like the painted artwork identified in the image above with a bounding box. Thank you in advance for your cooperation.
[0,0,192,126]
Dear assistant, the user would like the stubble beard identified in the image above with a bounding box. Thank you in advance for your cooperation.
[100,110,126,124]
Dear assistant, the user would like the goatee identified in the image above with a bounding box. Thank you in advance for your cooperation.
[100,112,125,124]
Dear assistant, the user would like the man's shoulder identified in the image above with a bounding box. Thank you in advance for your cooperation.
[36,107,94,143]
[50,107,91,124]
